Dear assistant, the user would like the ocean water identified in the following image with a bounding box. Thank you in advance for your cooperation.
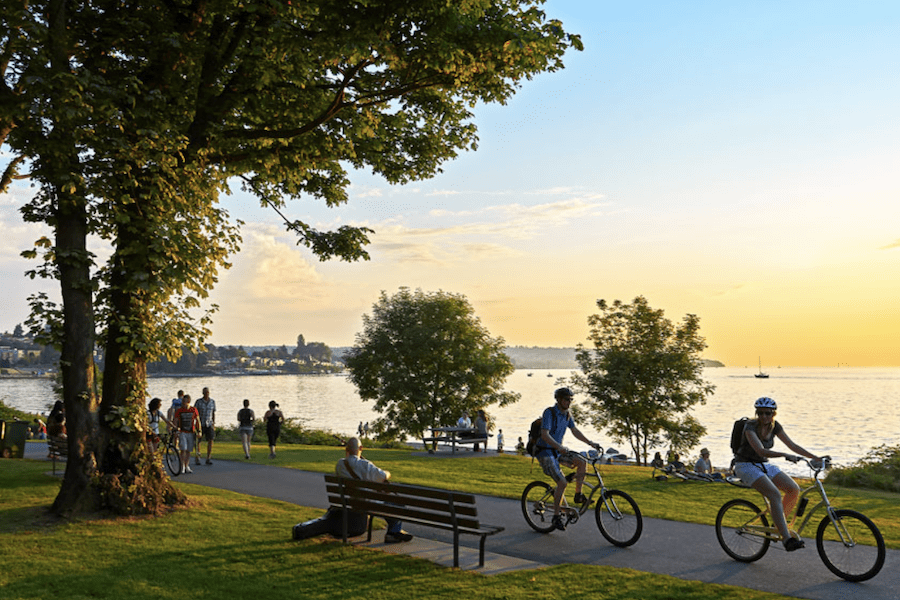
[3,367,898,472]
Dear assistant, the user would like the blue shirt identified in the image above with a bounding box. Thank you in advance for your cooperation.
[536,405,575,457]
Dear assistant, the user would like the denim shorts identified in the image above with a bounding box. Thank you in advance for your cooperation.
[538,452,578,483]
[733,461,783,486]
[179,432,195,452]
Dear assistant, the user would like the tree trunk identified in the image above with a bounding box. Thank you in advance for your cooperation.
[50,186,102,516]
[89,256,184,515]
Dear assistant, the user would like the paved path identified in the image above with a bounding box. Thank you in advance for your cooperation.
[27,445,897,598]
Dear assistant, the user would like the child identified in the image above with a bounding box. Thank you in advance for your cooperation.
[497,429,504,453]
[515,436,526,455]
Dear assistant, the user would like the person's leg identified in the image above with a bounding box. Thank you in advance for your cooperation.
[572,454,587,496]
[750,475,789,540]
[772,471,802,523]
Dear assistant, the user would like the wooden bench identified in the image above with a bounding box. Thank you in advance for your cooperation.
[324,474,504,568]
[47,436,68,475]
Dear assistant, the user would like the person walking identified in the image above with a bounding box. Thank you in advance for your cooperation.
[237,399,255,459]
[195,387,216,465]
[147,397,174,454]
[173,395,200,474]
[534,387,601,531]
[336,437,413,543]
[264,401,284,459]
[732,397,823,551]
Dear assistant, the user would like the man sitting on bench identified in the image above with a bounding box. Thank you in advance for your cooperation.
[336,437,413,543]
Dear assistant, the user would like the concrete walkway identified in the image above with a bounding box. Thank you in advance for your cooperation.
[25,443,897,598]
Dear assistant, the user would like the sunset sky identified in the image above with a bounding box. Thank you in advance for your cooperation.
[3,1,900,367]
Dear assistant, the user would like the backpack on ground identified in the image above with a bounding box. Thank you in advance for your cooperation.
[730,417,750,454]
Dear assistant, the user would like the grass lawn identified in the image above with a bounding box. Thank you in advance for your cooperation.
[213,441,900,550]
[1,459,795,600]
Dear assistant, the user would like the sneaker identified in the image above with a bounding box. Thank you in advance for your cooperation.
[195,457,201,465]
[784,537,805,552]
[184,466,193,474]
[245,454,250,460]
[552,514,566,531]
[573,493,588,505]
[206,459,213,465]
[384,531,413,543]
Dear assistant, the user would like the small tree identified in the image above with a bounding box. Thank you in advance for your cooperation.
[572,296,714,465]
[346,288,519,441]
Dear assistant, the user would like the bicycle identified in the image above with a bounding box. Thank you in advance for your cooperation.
[156,430,182,477]
[715,456,885,582]
[521,449,643,547]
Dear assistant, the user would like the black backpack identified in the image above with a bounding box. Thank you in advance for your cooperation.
[730,417,749,454]
[525,408,557,457]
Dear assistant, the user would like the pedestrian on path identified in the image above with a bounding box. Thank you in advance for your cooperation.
[195,387,217,465]
[237,399,255,459]
[264,401,284,459]
[173,395,200,474]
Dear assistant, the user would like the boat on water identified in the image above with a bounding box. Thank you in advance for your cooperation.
[755,357,769,379]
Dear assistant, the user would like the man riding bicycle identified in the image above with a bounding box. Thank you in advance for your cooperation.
[535,387,601,531]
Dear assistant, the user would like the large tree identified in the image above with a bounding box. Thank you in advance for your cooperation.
[345,288,519,441]
[571,296,715,465]
[1,1,580,515]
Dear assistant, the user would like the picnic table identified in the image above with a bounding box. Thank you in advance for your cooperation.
[422,426,488,454]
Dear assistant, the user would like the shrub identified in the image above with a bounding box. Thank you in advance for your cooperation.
[826,445,900,493]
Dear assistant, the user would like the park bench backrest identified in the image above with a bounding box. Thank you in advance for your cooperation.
[324,474,482,531]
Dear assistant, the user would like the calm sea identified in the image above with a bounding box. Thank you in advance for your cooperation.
[3,367,898,472]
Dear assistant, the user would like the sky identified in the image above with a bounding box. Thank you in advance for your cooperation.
[2,1,900,367]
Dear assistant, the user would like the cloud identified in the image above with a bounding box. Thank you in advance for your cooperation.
[217,224,326,302]
[879,239,900,250]
[365,196,609,264]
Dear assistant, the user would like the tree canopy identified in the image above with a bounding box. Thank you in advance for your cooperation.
[1,1,580,515]
[571,296,714,465]
[345,288,519,439]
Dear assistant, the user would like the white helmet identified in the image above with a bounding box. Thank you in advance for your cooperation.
[754,397,777,410]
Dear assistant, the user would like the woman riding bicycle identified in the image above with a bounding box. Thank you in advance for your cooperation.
[733,397,823,552]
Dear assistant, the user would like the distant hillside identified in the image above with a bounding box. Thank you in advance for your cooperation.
[330,346,724,370]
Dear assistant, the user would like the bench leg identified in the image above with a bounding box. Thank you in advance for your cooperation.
[453,531,459,568]
[479,535,486,567]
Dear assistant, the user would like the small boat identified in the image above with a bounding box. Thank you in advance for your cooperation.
[755,357,769,379]
[527,373,533,377]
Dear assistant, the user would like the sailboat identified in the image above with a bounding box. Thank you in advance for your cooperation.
[755,357,769,379]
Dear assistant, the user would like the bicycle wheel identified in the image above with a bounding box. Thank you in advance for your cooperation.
[594,489,642,547]
[715,499,770,562]
[816,509,885,582]
[521,481,557,533]
[164,443,182,477]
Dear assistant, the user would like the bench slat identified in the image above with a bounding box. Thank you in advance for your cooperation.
[325,489,479,518]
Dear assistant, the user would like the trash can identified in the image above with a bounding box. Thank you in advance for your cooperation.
[0,420,29,459]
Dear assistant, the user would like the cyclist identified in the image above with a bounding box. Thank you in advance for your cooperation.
[535,387,601,531]
[733,397,823,551]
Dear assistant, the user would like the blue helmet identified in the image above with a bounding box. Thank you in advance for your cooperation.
[754,397,777,410]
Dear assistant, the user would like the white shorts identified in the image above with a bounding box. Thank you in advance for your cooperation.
[733,461,783,486]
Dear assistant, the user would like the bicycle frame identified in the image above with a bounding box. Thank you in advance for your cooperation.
[736,457,843,542]
[557,451,621,519]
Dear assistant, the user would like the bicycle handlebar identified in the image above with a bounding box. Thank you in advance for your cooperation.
[785,455,831,472]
